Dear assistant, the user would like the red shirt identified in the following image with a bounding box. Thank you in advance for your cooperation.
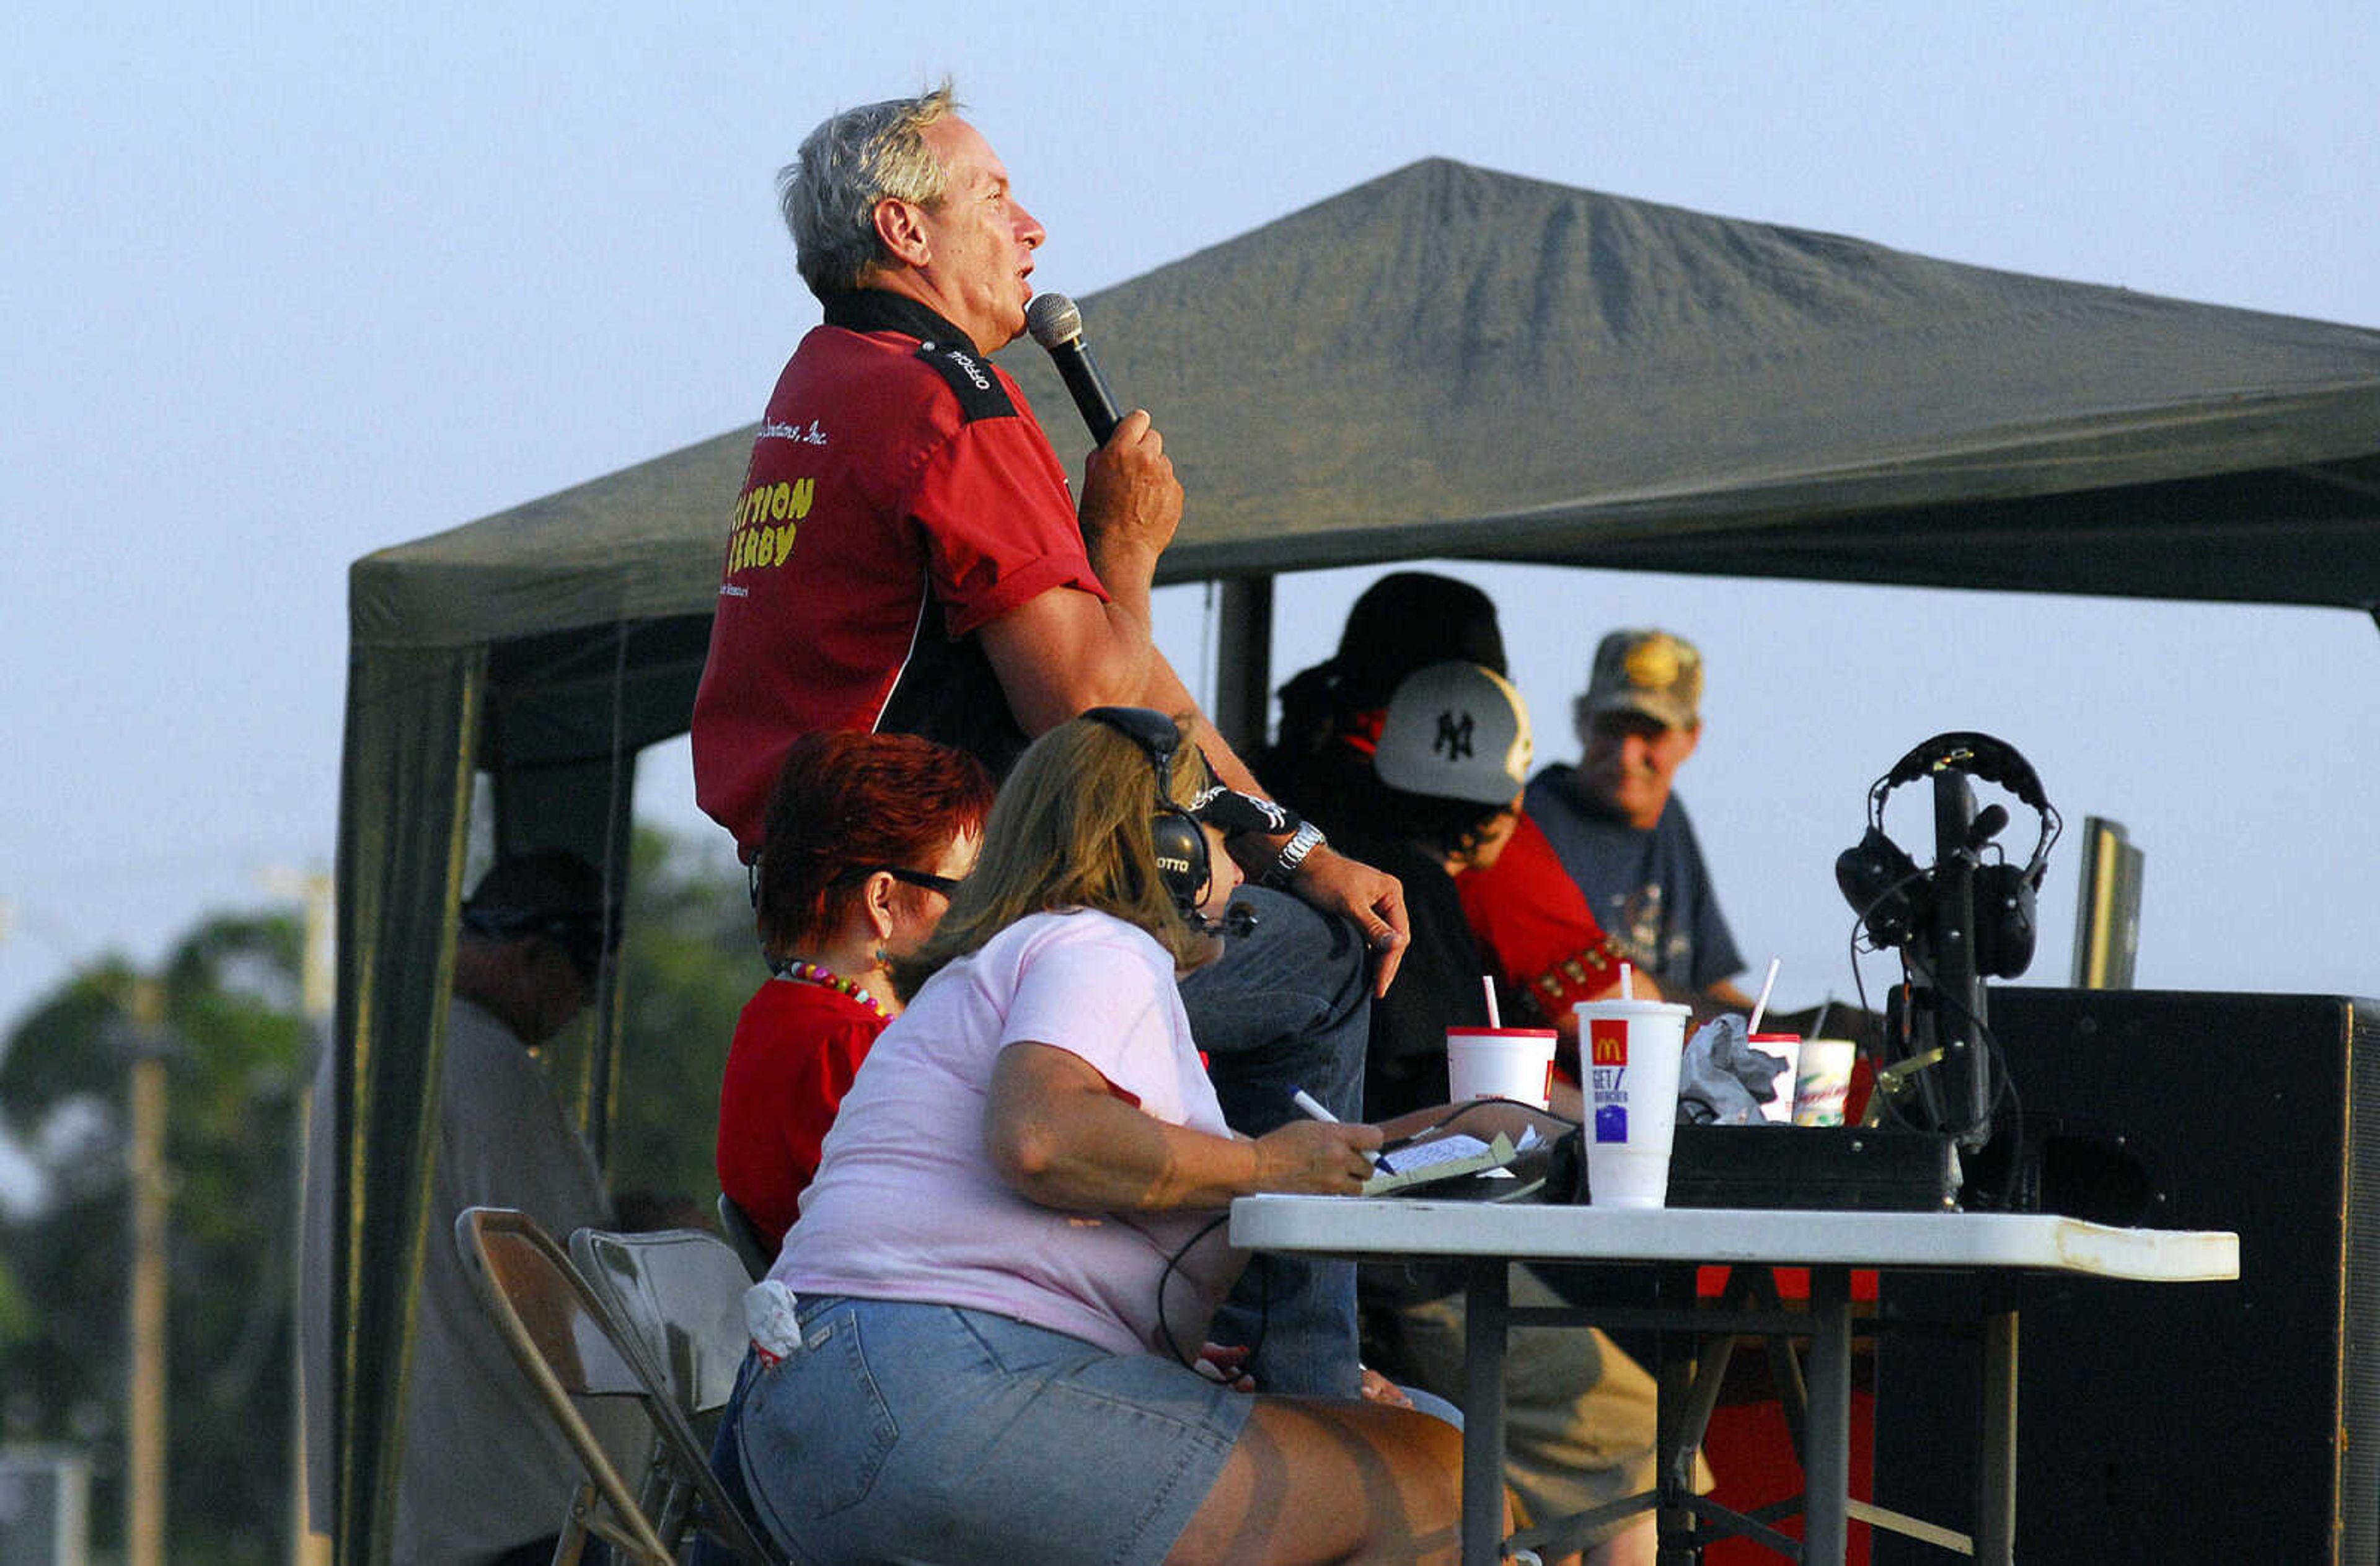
[690,291,1104,856]
[1457,811,1624,1068]
[715,977,890,1252]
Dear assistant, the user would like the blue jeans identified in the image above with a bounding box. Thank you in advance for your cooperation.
[690,1354,764,1566]
[1178,886,1371,1399]
[725,1301,1248,1566]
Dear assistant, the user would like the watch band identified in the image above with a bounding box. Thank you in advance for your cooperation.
[1261,821,1327,888]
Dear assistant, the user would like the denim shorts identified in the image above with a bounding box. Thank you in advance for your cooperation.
[733,1296,1252,1566]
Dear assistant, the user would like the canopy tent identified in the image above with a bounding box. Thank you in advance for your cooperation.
[325,156,2380,1560]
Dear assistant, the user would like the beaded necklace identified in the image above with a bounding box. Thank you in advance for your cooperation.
[769,959,890,1019]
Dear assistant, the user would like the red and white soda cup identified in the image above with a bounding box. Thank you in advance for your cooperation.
[1445,1027,1559,1111]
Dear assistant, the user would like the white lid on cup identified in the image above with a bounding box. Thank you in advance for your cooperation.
[1572,999,1692,1019]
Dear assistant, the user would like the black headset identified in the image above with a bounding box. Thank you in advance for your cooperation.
[1835,731,2061,979]
[1084,706,1216,931]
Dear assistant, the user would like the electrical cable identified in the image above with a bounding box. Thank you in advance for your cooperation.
[1846,906,2029,1205]
[1380,1096,1579,1155]
[1914,967,2027,1207]
[1154,1212,1239,1374]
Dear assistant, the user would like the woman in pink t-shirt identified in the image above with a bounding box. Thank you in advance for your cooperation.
[713,729,995,1254]
[720,710,1471,1565]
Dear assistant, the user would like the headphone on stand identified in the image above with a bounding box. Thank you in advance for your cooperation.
[1834,731,2062,978]
[1083,706,1239,936]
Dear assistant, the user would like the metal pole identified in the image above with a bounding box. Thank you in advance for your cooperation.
[1210,575,1274,758]
[1460,1259,1509,1566]
[268,868,338,1566]
[1976,1308,2019,1565]
[125,977,170,1566]
[1802,1266,1855,1566]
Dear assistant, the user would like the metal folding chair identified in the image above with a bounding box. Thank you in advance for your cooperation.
[715,1192,774,1283]
[567,1224,777,1564]
[453,1207,776,1565]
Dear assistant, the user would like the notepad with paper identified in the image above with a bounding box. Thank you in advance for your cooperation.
[1360,1130,1532,1195]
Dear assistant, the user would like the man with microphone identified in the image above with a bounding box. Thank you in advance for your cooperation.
[689,82,1402,1398]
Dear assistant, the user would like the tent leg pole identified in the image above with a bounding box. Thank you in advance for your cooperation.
[1212,575,1274,758]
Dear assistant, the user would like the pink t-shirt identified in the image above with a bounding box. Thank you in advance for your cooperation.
[776,910,1244,1358]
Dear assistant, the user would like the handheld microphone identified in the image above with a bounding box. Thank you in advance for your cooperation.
[1025,292,1122,444]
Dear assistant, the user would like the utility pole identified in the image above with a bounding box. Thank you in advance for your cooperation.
[264,867,337,1566]
[123,977,172,1566]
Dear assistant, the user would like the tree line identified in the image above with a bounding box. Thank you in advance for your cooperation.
[0,825,757,1562]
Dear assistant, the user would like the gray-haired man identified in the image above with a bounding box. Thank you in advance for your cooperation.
[689,85,1408,1396]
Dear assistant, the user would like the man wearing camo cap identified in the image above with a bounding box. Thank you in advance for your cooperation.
[1527,628,1756,1010]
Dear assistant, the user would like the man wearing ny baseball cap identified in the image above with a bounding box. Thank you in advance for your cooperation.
[1527,628,1756,1011]
[1308,658,1701,1566]
[1354,659,1535,1118]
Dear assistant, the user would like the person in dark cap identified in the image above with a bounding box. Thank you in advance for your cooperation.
[1525,628,1755,1010]
[1293,659,1701,1566]
[1264,570,1508,810]
[1294,658,1533,1120]
[302,851,618,1565]
[449,851,617,1051]
[1273,572,1646,1057]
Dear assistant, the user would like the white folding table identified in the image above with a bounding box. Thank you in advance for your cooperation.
[1229,1197,2237,1565]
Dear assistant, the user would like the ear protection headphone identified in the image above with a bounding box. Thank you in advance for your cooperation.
[1835,731,2061,979]
[1084,706,1215,931]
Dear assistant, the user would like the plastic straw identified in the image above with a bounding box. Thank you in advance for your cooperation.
[1620,963,1634,1001]
[1747,957,1782,1036]
[1481,975,1501,1029]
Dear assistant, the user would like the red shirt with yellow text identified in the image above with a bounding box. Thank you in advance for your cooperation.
[690,290,1103,856]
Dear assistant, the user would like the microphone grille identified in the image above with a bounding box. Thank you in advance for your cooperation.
[1025,292,1083,349]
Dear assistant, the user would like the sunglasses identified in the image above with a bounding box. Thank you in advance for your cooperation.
[835,864,966,898]
[465,907,619,982]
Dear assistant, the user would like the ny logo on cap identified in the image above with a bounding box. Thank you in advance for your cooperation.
[1434,710,1474,760]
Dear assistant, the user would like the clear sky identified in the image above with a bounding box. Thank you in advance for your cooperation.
[5,2,2378,1066]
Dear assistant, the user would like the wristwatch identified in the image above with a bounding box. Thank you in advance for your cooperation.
[1261,821,1327,889]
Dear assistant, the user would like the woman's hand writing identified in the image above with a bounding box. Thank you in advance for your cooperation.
[1250,1120,1382,1194]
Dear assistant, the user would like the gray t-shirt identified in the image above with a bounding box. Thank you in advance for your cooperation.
[301,994,612,1560]
[1525,765,1744,992]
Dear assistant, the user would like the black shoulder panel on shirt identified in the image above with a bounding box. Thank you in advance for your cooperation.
[913,338,1016,422]
[879,630,1030,781]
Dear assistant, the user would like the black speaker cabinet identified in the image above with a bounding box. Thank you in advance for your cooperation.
[1874,988,2380,1565]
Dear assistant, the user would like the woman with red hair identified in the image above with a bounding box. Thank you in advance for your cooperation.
[715,729,996,1252]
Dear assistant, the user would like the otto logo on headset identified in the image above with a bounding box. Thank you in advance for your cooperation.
[1082,706,1287,941]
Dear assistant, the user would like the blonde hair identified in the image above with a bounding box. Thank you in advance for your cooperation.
[898,714,1214,992]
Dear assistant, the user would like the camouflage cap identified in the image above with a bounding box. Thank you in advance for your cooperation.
[1582,629,1704,731]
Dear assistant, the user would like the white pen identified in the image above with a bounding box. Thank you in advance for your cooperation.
[1290,1086,1388,1170]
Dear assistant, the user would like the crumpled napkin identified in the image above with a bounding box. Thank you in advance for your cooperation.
[1678,1013,1792,1125]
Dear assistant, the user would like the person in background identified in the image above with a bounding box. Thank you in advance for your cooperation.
[1296,661,1698,1566]
[302,852,617,1566]
[719,711,1474,1565]
[715,730,995,1253]
[1280,659,1532,1122]
[1271,571,1646,1093]
[689,82,1401,1397]
[1522,628,1755,1011]
[1263,570,1512,811]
